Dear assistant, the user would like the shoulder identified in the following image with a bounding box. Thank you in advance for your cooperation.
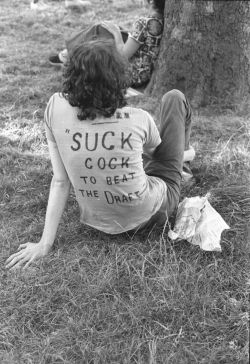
[134,16,147,27]
[44,93,60,126]
[131,17,148,36]
[47,92,74,113]
[122,105,148,115]
[122,106,155,124]
[46,92,65,108]
[146,16,164,36]
[133,15,164,36]
[49,92,68,105]
[44,93,75,128]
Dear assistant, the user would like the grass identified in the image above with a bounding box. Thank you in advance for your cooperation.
[0,0,249,363]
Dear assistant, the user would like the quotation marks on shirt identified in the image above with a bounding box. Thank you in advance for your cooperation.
[116,112,130,119]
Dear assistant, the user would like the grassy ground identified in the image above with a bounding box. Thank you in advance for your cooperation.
[0,0,249,363]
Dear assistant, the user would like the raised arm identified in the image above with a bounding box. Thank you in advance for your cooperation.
[100,21,141,59]
[122,37,141,59]
[5,140,71,270]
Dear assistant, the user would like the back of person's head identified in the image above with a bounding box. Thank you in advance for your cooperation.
[148,0,165,15]
[63,39,129,120]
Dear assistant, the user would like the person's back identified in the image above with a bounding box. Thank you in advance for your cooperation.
[45,92,166,233]
[6,36,194,269]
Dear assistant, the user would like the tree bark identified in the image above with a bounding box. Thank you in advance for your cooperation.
[146,0,250,108]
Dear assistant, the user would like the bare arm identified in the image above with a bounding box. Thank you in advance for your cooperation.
[6,140,71,270]
[101,21,141,59]
[122,37,141,59]
[40,140,71,247]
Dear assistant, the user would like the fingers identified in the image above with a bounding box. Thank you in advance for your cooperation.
[5,243,31,266]
[18,243,29,250]
[6,254,26,270]
[23,257,35,270]
[5,243,29,263]
[5,249,24,264]
[5,242,45,271]
[9,257,30,271]
[5,249,30,270]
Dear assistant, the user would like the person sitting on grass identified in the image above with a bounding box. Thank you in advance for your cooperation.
[49,0,165,88]
[6,38,194,270]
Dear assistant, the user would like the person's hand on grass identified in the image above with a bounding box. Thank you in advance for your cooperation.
[5,242,51,270]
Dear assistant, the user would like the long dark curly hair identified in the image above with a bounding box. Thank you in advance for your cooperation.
[62,39,129,120]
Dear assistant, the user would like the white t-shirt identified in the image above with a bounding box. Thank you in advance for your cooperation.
[44,93,167,234]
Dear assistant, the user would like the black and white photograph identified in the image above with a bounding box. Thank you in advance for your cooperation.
[0,0,249,363]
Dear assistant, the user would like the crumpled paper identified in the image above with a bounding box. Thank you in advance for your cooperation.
[168,196,230,251]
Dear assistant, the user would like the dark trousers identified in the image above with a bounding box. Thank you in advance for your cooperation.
[144,89,192,222]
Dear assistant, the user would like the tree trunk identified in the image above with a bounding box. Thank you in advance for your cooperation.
[146,0,250,108]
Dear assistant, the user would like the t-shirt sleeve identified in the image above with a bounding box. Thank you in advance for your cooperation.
[143,110,161,155]
[44,94,56,142]
[129,17,147,44]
